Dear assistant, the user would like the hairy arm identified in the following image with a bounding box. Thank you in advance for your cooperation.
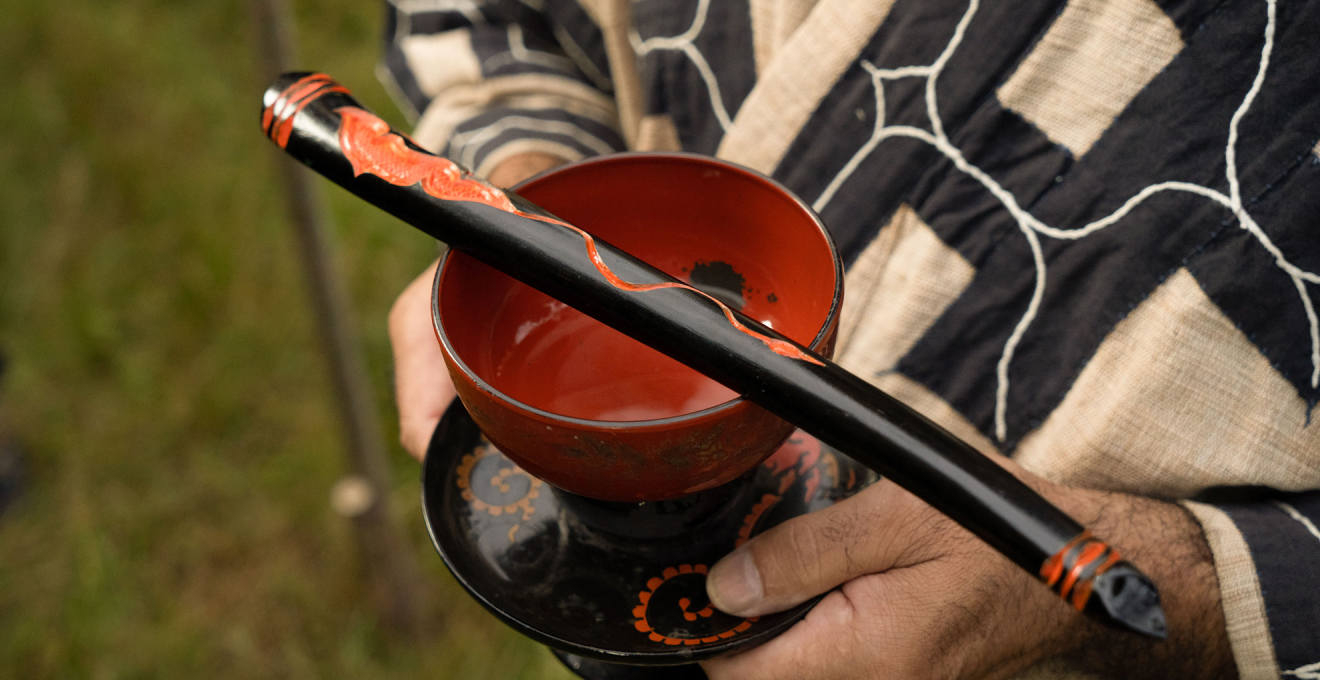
[701,461,1237,680]
[1059,488,1234,679]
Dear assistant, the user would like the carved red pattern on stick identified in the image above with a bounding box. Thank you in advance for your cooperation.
[330,102,823,366]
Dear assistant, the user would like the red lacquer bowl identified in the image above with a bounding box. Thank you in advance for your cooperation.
[433,153,842,501]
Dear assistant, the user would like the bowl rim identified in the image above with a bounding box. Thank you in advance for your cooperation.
[430,151,844,430]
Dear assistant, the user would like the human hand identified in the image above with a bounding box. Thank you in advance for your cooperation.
[700,461,1238,680]
[389,259,453,462]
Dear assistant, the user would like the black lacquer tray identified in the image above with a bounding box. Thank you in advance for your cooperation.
[421,400,877,674]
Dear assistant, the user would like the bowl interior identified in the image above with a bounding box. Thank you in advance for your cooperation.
[438,154,839,423]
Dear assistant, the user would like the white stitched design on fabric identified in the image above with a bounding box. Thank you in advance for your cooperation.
[481,24,580,74]
[1274,501,1320,543]
[1283,661,1320,679]
[814,0,1319,441]
[631,0,734,130]
[553,23,614,92]
[449,114,618,168]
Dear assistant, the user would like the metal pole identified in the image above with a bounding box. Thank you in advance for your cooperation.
[250,0,428,637]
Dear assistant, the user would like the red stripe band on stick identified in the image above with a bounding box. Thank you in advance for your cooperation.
[1040,531,1124,612]
[263,74,330,138]
[262,74,350,149]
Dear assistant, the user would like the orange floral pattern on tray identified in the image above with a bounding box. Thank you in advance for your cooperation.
[633,564,758,646]
[455,445,540,520]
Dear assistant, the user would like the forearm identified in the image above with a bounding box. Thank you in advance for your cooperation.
[701,457,1242,680]
[1047,487,1237,679]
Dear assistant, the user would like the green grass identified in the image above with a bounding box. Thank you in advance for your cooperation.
[0,0,573,677]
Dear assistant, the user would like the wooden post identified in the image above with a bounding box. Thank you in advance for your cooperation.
[250,0,428,637]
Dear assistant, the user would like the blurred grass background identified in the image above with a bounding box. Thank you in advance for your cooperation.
[0,0,574,677]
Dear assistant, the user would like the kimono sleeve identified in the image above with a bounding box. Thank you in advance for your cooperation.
[379,0,625,177]
[1186,492,1320,680]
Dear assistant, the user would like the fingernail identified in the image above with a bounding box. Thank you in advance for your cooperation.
[707,547,763,616]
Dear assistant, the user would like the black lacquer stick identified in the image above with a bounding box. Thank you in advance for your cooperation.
[261,73,1167,639]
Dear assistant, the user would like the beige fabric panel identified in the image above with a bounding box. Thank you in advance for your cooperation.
[748,0,823,74]
[749,0,776,73]
[1014,268,1320,497]
[636,114,682,152]
[553,22,615,93]
[400,29,483,99]
[411,74,620,153]
[834,208,906,356]
[717,0,900,172]
[834,205,976,382]
[595,0,643,148]
[825,205,993,456]
[996,0,1183,158]
[1183,502,1281,680]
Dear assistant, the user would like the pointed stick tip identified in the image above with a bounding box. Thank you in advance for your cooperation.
[1089,562,1167,640]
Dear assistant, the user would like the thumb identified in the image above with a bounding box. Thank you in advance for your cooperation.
[705,480,922,617]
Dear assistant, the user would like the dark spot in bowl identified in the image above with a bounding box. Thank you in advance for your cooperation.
[689,261,746,311]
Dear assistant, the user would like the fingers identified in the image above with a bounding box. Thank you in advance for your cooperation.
[388,259,456,461]
[706,480,936,617]
[702,589,858,680]
[701,570,972,680]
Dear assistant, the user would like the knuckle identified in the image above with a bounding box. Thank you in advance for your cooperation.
[785,520,830,580]
[764,519,832,587]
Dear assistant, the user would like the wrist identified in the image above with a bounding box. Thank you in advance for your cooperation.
[1039,484,1236,679]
